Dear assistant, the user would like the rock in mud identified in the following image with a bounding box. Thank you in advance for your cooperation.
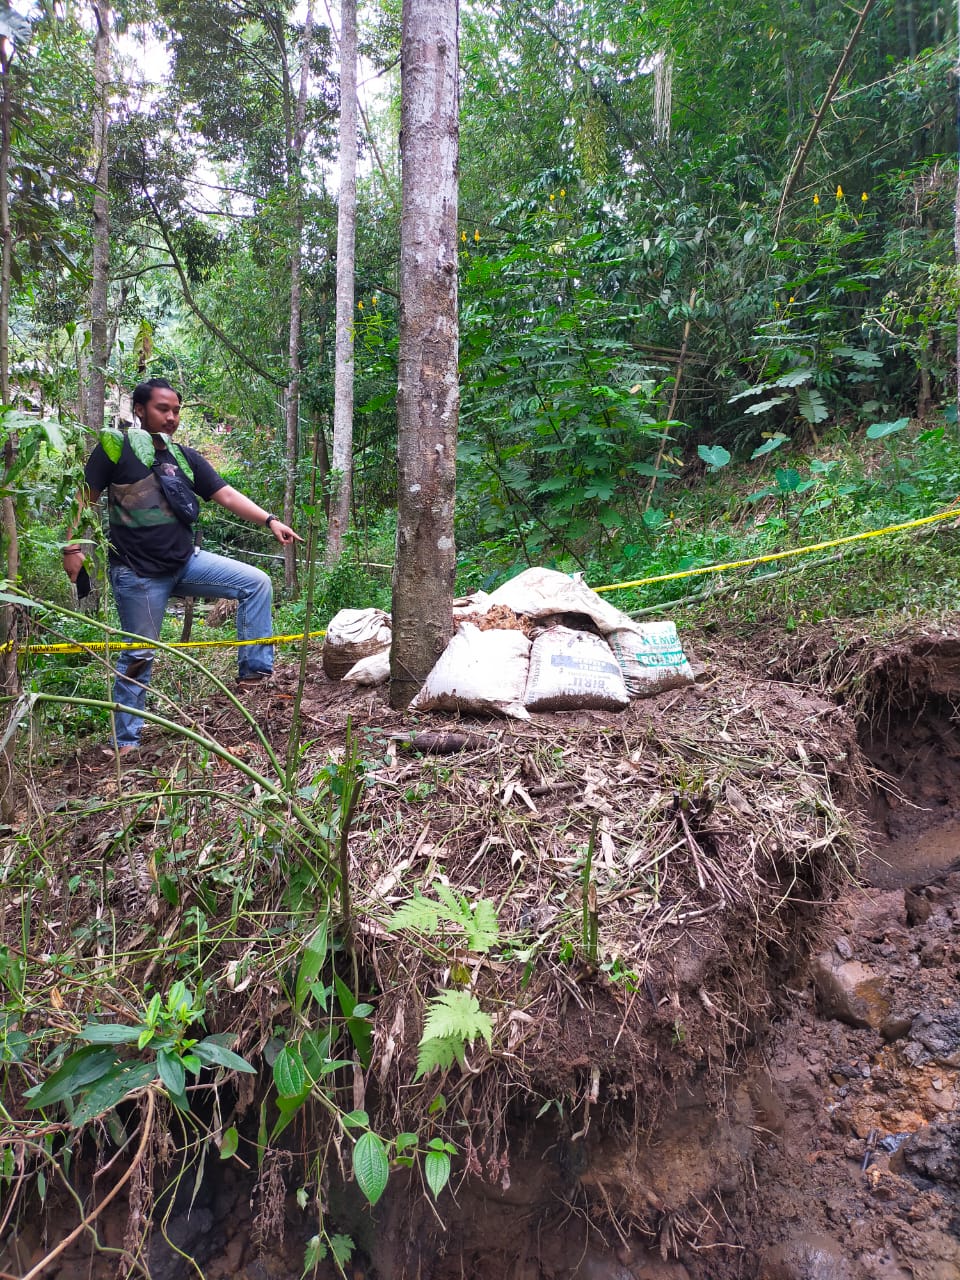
[810,953,891,1030]
[759,1233,862,1279]
[907,1007,960,1068]
[902,1121,960,1186]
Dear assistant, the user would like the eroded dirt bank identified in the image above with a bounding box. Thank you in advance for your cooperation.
[3,630,960,1280]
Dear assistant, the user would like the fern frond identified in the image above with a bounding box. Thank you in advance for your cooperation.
[415,1033,466,1079]
[797,386,828,424]
[465,898,499,952]
[386,885,500,953]
[415,990,493,1076]
[385,895,440,935]
[421,989,493,1046]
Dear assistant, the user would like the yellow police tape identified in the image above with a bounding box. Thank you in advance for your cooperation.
[9,506,959,657]
[15,630,327,657]
[593,506,959,594]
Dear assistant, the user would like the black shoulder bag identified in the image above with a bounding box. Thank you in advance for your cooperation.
[153,456,200,527]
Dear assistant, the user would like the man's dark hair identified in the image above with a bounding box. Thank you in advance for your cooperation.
[132,378,182,410]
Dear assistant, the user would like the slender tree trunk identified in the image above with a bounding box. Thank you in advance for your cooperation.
[86,3,110,434]
[389,0,459,710]
[0,42,17,818]
[325,0,358,566]
[955,0,960,426]
[282,0,314,592]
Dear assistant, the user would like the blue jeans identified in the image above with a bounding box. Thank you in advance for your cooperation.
[108,550,274,747]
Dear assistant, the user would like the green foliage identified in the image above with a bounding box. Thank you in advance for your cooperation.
[386,883,500,953]
[415,990,494,1079]
[23,982,254,1121]
[352,1129,389,1206]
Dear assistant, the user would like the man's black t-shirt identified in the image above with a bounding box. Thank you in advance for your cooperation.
[85,437,226,577]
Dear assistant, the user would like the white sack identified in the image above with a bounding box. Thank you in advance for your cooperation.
[409,622,531,720]
[452,590,492,621]
[607,620,694,698]
[323,607,392,681]
[524,626,630,713]
[342,648,391,686]
[486,566,631,635]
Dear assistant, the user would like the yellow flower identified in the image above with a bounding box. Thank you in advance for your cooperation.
[836,184,844,199]
[474,229,480,243]
[813,193,820,205]
[357,300,364,310]
[861,192,868,203]
[559,187,566,197]
[774,300,781,308]
[549,192,555,201]
[789,296,795,303]
[461,231,467,243]
[371,296,378,306]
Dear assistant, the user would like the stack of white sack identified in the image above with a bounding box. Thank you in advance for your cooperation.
[410,568,694,717]
[327,593,495,688]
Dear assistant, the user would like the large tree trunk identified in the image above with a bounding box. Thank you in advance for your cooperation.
[324,0,358,567]
[86,3,110,434]
[282,0,314,592]
[389,0,459,710]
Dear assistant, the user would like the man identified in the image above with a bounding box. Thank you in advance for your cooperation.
[62,378,302,754]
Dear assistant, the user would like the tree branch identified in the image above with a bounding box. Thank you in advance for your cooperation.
[774,0,881,235]
[142,188,287,388]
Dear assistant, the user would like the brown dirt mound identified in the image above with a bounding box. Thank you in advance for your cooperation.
[2,642,870,1278]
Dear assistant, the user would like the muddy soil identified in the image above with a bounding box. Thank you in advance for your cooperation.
[4,634,960,1280]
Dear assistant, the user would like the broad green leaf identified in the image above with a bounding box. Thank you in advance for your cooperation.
[866,417,909,440]
[728,384,769,404]
[394,1131,419,1154]
[769,367,814,388]
[341,1109,369,1129]
[127,427,156,468]
[69,1060,159,1126]
[642,508,666,529]
[169,443,195,483]
[424,1151,451,1199]
[24,1047,117,1108]
[98,428,124,463]
[273,1044,306,1097]
[220,1125,239,1159]
[750,434,788,459]
[38,418,65,452]
[743,396,789,416]
[353,1131,389,1206]
[80,1023,144,1045]
[697,445,731,469]
[335,976,373,1068]
[157,1049,187,1100]
[269,1088,310,1142]
[775,468,802,493]
[193,1037,256,1073]
[333,973,357,1017]
[294,920,329,1015]
[300,1028,333,1082]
